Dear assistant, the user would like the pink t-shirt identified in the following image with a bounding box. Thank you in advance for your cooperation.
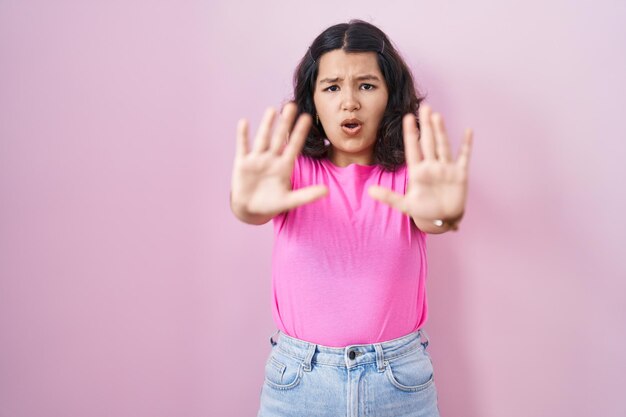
[271,154,428,347]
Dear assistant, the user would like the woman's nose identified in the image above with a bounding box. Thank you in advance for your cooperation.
[341,89,360,111]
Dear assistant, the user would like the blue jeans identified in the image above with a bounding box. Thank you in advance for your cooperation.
[257,328,440,417]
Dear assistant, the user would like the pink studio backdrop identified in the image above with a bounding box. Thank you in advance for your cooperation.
[1,1,625,416]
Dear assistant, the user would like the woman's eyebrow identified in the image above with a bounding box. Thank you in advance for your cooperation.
[319,74,381,84]
[355,74,381,82]
[319,77,341,84]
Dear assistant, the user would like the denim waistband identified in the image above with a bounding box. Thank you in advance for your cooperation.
[268,329,430,372]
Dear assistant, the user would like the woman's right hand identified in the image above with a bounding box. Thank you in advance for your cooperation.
[230,102,328,224]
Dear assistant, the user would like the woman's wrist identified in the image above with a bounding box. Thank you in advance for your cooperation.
[230,193,274,225]
[433,211,465,231]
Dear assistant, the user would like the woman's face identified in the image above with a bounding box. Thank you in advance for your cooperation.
[313,49,389,167]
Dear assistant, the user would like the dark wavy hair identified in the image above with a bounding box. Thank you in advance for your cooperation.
[293,19,426,171]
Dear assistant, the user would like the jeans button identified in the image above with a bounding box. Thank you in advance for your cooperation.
[349,350,356,360]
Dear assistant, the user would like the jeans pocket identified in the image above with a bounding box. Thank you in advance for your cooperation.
[385,347,435,392]
[264,350,304,390]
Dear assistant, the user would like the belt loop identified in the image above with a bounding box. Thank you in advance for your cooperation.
[419,329,430,349]
[269,329,280,347]
[302,343,316,372]
[373,343,386,372]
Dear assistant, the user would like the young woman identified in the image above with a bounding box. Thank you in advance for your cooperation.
[231,19,473,417]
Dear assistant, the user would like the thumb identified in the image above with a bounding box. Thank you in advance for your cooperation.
[368,186,406,213]
[284,185,328,210]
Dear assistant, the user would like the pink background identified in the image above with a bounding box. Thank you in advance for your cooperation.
[1,1,625,416]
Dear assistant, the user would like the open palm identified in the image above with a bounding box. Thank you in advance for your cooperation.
[369,104,474,223]
[230,103,328,220]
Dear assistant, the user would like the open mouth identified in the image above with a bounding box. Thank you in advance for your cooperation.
[341,119,363,135]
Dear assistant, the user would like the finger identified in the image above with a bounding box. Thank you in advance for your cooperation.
[252,107,277,153]
[456,128,474,170]
[367,186,407,213]
[236,119,249,159]
[418,105,436,160]
[269,102,297,154]
[402,114,422,165]
[284,185,328,210]
[282,112,312,162]
[432,112,453,163]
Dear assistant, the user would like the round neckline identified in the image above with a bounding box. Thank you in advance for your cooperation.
[321,157,380,175]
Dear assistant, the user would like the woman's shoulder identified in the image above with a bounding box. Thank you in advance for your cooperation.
[295,153,324,172]
[296,153,318,164]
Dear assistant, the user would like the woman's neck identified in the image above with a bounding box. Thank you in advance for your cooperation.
[328,148,375,167]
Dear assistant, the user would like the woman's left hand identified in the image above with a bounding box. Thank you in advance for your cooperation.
[368,104,474,226]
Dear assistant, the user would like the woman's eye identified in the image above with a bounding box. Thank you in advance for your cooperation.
[324,85,339,92]
[361,83,375,90]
